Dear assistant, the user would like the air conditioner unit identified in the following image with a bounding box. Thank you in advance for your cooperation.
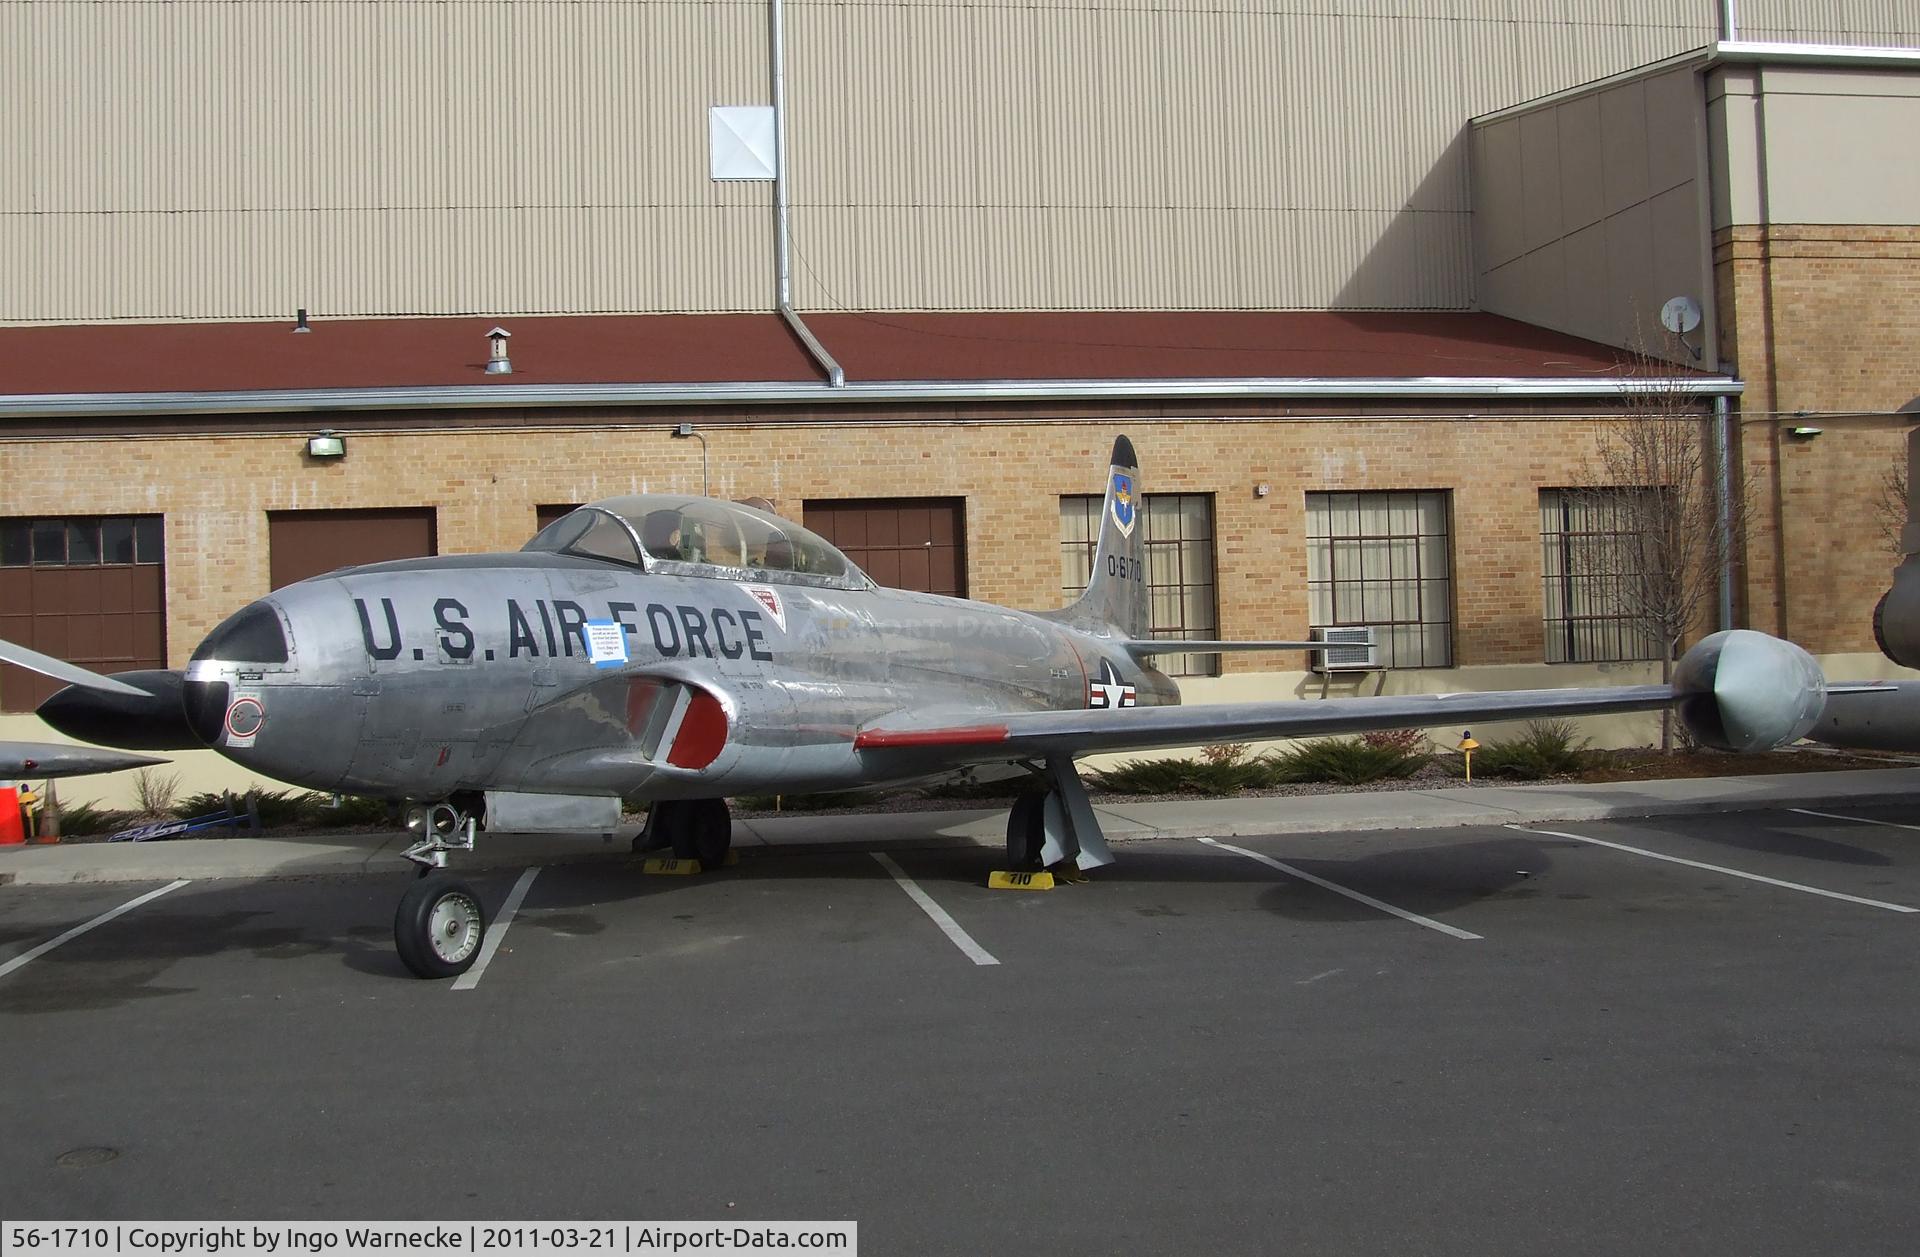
[1310,625,1379,672]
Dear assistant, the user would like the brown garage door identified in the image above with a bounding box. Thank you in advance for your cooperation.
[268,508,438,590]
[803,498,966,596]
[0,516,166,712]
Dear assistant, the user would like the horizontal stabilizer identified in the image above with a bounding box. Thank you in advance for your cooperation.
[0,637,152,697]
[1125,639,1321,656]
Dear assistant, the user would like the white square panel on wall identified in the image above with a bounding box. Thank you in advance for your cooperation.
[710,106,776,181]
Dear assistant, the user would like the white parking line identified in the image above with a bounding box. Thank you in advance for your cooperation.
[871,852,1000,966]
[1198,838,1483,940]
[0,879,192,980]
[1506,823,1918,913]
[1789,807,1920,834]
[452,867,542,991]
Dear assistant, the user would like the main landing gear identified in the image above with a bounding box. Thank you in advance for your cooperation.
[634,798,733,870]
[394,798,487,980]
[1001,755,1115,883]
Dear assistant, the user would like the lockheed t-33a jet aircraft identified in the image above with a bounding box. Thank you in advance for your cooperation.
[2,437,1831,978]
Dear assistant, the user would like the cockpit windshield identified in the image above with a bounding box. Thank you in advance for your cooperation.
[521,495,871,591]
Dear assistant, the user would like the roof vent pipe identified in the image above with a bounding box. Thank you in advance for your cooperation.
[293,308,311,334]
[770,0,846,387]
[485,326,513,375]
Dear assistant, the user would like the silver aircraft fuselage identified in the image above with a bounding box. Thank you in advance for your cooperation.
[183,554,1178,802]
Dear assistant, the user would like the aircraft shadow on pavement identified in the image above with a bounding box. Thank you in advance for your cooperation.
[1239,835,1574,923]
[1637,817,1894,866]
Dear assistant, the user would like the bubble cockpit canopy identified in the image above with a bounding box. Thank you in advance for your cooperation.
[522,495,871,591]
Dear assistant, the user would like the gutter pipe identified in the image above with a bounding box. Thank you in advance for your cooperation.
[1715,394,1735,630]
[770,0,845,387]
[0,376,1744,420]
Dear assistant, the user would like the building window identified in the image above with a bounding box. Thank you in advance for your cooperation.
[1305,491,1452,669]
[1539,488,1663,663]
[803,498,966,596]
[0,516,167,712]
[1060,493,1217,677]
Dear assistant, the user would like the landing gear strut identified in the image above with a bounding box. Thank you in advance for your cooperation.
[635,798,733,870]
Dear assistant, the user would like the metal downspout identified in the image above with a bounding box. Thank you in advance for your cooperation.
[771,0,845,387]
[1716,394,1735,630]
[1719,1,1737,41]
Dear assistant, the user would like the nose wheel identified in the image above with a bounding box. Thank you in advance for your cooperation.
[394,877,489,979]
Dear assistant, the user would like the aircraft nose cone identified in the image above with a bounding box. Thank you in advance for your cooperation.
[182,676,231,746]
[185,600,289,747]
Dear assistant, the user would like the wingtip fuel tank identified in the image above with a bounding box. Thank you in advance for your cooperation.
[1671,629,1826,753]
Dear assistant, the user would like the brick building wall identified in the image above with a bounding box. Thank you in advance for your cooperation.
[0,413,1650,699]
[1715,225,1920,651]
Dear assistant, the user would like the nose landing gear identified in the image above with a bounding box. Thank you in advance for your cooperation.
[395,798,487,979]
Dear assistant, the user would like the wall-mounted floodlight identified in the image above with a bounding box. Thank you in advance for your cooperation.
[306,430,346,459]
[671,423,711,496]
[1787,425,1824,439]
[486,326,513,375]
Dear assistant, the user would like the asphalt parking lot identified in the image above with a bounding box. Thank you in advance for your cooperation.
[1,804,1915,1256]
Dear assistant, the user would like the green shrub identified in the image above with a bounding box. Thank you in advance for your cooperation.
[171,791,251,822]
[1464,719,1590,780]
[325,795,398,826]
[54,801,136,837]
[1266,736,1429,785]
[1088,755,1274,796]
[917,776,1026,802]
[730,789,890,812]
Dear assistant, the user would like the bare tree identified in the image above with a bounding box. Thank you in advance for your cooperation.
[1876,461,1907,556]
[1567,346,1747,751]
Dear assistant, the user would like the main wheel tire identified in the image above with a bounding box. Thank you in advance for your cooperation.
[394,878,488,979]
[637,799,682,855]
[691,798,732,871]
[1006,791,1046,871]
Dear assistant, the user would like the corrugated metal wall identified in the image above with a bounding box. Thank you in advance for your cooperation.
[3,1,1912,323]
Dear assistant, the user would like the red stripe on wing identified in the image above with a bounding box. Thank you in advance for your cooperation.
[853,724,1011,750]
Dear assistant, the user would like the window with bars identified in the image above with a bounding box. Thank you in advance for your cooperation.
[1060,493,1217,676]
[1305,491,1453,669]
[1539,488,1664,663]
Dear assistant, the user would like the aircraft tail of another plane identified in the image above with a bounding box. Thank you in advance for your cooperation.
[1048,435,1151,639]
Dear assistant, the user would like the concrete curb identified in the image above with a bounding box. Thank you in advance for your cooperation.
[3,768,1918,887]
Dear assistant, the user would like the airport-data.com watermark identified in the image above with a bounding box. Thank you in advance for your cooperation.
[1,1224,855,1257]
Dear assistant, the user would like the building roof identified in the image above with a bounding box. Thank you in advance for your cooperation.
[0,311,1733,419]
[0,310,1665,392]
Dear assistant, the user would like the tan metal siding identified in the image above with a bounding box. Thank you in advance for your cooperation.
[7,2,1914,324]
[1739,1,1920,44]
[782,1,1734,312]
[2,0,772,323]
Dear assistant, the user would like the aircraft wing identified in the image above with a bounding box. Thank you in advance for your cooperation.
[852,685,1677,762]
[0,741,171,779]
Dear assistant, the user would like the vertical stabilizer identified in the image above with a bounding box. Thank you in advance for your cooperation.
[1054,436,1149,638]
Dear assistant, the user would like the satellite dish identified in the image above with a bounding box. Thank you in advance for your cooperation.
[1660,296,1703,335]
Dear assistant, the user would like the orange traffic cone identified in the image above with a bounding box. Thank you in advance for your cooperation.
[0,787,24,846]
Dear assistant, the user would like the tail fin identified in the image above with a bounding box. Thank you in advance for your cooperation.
[1053,436,1149,638]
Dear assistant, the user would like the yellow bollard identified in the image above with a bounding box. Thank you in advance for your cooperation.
[1459,730,1479,783]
